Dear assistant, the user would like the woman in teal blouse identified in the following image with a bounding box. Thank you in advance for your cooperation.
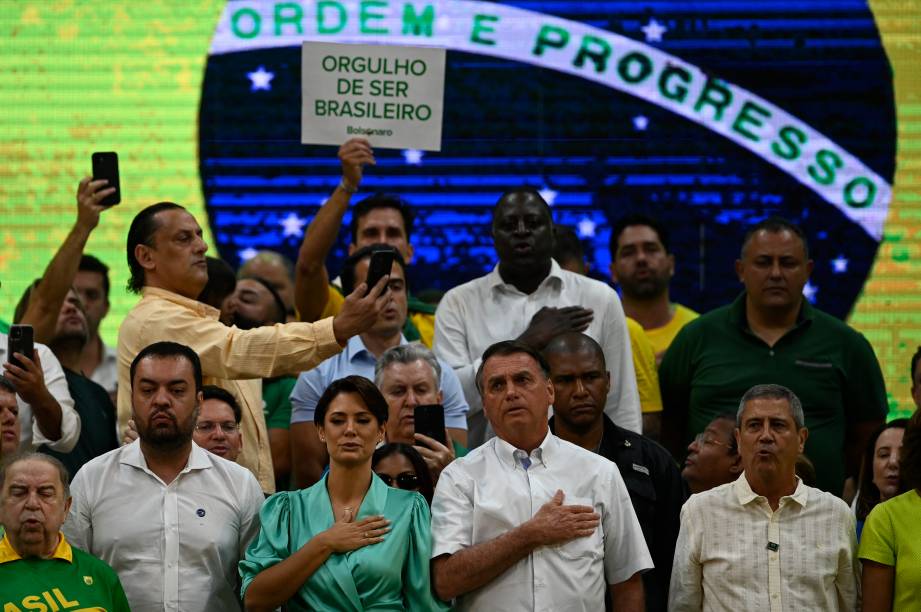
[240,376,448,611]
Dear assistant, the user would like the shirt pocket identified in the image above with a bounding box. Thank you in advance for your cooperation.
[555,495,604,561]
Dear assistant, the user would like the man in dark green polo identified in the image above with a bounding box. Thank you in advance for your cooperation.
[659,218,887,496]
[0,453,129,611]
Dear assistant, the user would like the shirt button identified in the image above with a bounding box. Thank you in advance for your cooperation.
[769,350,775,356]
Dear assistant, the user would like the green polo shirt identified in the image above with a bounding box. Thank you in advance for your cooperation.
[659,293,887,495]
[0,533,130,612]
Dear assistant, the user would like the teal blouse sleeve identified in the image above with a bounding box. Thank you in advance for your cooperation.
[403,493,452,611]
[239,491,291,598]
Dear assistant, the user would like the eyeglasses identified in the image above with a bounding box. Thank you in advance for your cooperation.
[195,422,240,434]
[376,471,420,490]
[693,432,732,449]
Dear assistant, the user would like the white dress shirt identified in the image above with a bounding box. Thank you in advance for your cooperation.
[431,432,653,612]
[64,440,265,612]
[668,474,859,612]
[0,332,79,452]
[89,339,118,395]
[434,260,641,446]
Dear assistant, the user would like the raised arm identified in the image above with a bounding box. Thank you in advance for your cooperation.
[295,138,375,322]
[21,177,112,343]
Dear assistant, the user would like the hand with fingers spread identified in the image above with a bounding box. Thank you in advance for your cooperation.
[523,490,600,547]
[317,510,391,554]
[75,176,116,231]
[517,306,595,350]
[413,430,456,481]
[338,138,376,193]
[332,275,391,345]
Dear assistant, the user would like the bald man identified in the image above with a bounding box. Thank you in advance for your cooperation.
[544,332,687,612]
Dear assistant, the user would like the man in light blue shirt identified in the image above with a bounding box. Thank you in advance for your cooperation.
[289,245,468,487]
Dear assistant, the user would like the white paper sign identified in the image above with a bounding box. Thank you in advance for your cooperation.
[301,41,445,151]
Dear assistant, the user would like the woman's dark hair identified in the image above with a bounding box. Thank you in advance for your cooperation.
[372,443,435,505]
[900,411,921,493]
[314,376,389,427]
[197,257,236,309]
[856,418,910,520]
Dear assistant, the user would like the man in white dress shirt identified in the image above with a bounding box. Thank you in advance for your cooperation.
[431,340,651,612]
[64,341,264,612]
[668,384,859,612]
[434,187,641,447]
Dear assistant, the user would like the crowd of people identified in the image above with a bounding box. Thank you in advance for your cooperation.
[1,138,919,611]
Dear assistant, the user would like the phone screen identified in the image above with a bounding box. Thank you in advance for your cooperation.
[91,151,121,206]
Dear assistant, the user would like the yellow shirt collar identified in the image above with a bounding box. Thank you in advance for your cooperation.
[0,531,73,564]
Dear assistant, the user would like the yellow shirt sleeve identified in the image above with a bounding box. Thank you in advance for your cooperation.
[626,317,663,413]
[410,312,436,348]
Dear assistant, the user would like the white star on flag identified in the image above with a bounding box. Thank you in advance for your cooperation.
[539,187,558,206]
[633,115,649,131]
[238,247,259,262]
[280,212,307,238]
[403,149,424,165]
[831,256,849,274]
[247,66,274,91]
[641,18,668,43]
[802,281,818,303]
[577,218,597,238]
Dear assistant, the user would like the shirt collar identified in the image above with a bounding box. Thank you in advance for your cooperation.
[0,532,73,564]
[142,286,220,320]
[728,291,815,331]
[493,429,557,470]
[346,334,410,363]
[485,259,566,293]
[733,473,809,508]
[120,439,214,476]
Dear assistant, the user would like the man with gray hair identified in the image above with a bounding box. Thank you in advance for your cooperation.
[669,384,859,612]
[375,343,467,481]
[0,452,130,609]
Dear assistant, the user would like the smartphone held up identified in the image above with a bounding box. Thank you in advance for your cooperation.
[91,151,121,206]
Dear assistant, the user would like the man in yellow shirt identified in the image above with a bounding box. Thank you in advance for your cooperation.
[609,215,699,367]
[117,201,390,493]
[293,138,435,346]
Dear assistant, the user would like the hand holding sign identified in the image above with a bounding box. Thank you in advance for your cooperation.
[338,138,376,192]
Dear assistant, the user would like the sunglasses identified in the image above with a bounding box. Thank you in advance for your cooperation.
[376,471,420,489]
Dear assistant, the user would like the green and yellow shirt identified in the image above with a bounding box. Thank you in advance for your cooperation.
[0,532,129,612]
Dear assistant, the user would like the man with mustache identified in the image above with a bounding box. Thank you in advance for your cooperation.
[118,202,390,493]
[435,187,641,447]
[193,385,243,463]
[669,384,859,611]
[64,342,264,612]
[659,217,887,496]
[0,453,129,610]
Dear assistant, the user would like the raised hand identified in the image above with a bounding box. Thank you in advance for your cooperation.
[331,274,391,345]
[338,138,376,192]
[75,176,115,231]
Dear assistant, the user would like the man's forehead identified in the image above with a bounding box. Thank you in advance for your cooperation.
[0,391,17,408]
[5,461,61,487]
[485,354,542,378]
[744,230,806,257]
[382,359,436,384]
[358,207,405,231]
[200,399,235,420]
[156,208,200,234]
[618,225,662,248]
[741,397,794,420]
[494,196,550,221]
[134,356,195,381]
[74,270,105,288]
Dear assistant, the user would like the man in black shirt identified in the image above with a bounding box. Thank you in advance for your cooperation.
[544,332,687,612]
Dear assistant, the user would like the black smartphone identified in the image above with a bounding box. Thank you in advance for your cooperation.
[91,151,121,206]
[7,324,34,370]
[414,404,447,446]
[364,249,395,296]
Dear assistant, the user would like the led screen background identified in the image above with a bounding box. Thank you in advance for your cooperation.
[0,1,918,415]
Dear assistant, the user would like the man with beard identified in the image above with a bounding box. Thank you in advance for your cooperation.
[64,342,264,612]
[0,453,130,610]
[14,286,118,477]
[435,187,641,446]
[609,214,698,365]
